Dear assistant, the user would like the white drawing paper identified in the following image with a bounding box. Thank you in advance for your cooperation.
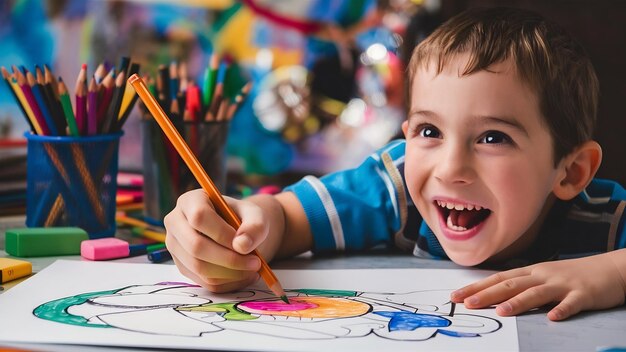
[0,260,518,351]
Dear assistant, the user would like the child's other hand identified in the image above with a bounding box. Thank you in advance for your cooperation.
[163,189,269,293]
[450,250,626,321]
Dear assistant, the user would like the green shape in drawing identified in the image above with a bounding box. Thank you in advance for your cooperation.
[177,302,257,321]
[289,289,357,297]
[33,289,120,328]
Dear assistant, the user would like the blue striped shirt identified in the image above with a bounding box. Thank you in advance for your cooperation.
[286,140,626,267]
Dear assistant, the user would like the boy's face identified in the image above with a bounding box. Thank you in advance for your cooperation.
[403,54,561,266]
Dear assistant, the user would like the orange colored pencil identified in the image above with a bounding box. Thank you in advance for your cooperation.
[128,73,289,303]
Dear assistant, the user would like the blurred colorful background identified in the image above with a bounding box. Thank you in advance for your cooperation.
[1,0,624,189]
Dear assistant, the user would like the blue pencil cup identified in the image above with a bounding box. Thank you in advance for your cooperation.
[25,132,122,239]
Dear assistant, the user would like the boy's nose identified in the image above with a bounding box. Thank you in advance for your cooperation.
[433,144,476,185]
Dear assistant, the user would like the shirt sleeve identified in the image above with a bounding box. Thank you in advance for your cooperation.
[579,179,626,251]
[285,141,406,254]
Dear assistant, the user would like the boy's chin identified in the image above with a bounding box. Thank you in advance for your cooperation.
[445,251,490,267]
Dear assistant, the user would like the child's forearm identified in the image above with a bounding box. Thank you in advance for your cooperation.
[608,248,626,296]
[247,192,313,260]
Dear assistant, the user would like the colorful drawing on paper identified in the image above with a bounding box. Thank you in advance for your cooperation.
[33,282,502,341]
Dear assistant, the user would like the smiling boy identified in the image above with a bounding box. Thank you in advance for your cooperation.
[164,7,626,321]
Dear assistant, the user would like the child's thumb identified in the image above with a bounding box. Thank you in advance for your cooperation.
[229,199,267,254]
[233,232,256,254]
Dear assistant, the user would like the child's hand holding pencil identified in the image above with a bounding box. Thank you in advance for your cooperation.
[130,73,287,302]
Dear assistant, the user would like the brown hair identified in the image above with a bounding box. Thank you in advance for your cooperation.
[407,7,599,165]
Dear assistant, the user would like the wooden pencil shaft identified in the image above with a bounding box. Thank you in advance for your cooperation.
[59,93,79,137]
[129,74,284,294]
[41,79,66,135]
[87,78,98,135]
[44,64,60,99]
[1,68,35,132]
[15,68,50,135]
[116,93,138,131]
[102,71,125,133]
[44,194,64,227]
[28,72,59,136]
[70,144,107,226]
[118,57,130,76]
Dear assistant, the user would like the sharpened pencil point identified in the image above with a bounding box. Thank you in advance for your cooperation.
[280,295,290,304]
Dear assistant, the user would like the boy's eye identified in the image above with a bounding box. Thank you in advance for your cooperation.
[478,131,512,144]
[419,125,441,139]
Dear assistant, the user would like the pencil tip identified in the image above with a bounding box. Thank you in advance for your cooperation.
[280,295,290,304]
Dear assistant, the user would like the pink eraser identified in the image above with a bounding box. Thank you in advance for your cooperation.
[81,238,130,261]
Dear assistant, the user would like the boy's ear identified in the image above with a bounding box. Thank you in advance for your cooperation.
[401,120,409,137]
[553,140,603,200]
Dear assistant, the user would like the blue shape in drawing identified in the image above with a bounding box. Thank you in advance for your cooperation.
[374,311,451,331]
[437,329,479,337]
[374,311,480,337]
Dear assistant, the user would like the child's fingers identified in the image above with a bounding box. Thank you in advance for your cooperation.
[171,254,257,292]
[196,238,260,271]
[461,275,540,309]
[492,283,564,317]
[169,235,258,287]
[165,204,259,270]
[203,274,260,293]
[168,227,260,273]
[547,292,586,321]
[450,267,530,302]
[171,254,207,285]
[204,275,257,286]
[175,191,238,249]
[227,198,270,254]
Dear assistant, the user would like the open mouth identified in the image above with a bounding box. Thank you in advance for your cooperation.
[436,200,491,232]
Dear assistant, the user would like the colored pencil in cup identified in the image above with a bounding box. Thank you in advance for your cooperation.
[225,81,252,121]
[208,59,228,118]
[202,53,219,108]
[17,70,57,136]
[115,62,140,131]
[74,64,88,135]
[96,68,116,129]
[128,73,289,303]
[58,78,80,136]
[42,65,67,134]
[87,75,98,135]
[1,66,37,133]
[101,71,125,134]
[43,64,60,99]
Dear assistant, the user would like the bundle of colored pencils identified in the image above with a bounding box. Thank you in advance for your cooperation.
[137,54,252,222]
[1,57,141,137]
[138,53,252,124]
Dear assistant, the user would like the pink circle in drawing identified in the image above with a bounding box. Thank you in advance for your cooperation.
[239,300,317,312]
[237,297,371,318]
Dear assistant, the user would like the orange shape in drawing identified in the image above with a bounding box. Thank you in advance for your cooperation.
[237,297,371,318]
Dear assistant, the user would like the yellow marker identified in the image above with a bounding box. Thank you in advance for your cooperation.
[131,227,167,243]
[116,202,144,212]
[116,215,153,229]
[0,258,32,284]
[116,215,167,242]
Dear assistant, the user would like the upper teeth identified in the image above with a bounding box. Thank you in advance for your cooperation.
[436,200,482,211]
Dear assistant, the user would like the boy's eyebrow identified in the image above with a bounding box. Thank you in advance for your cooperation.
[476,115,529,137]
[408,110,529,137]
[407,110,440,121]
